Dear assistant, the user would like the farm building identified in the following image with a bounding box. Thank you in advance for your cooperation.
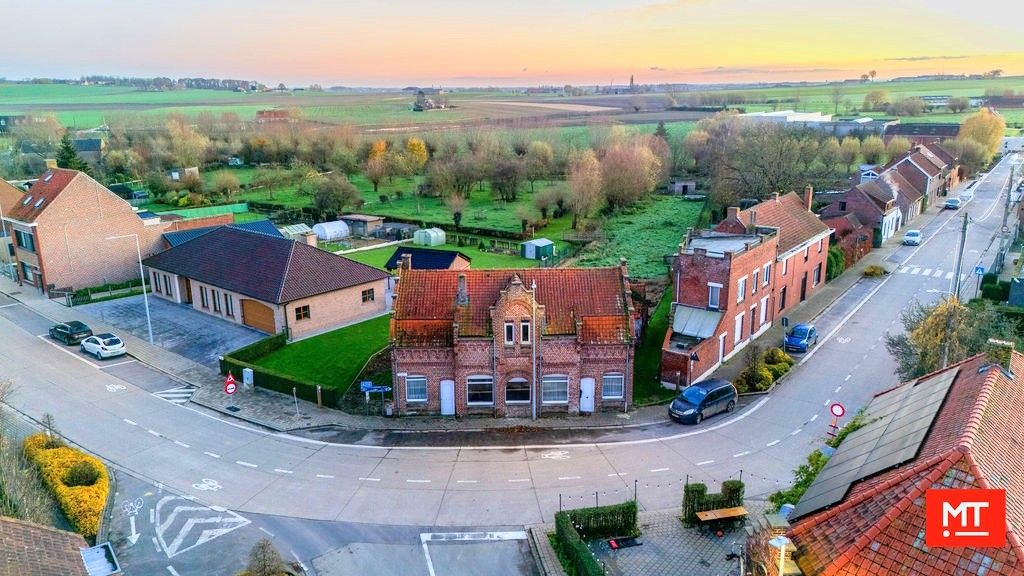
[520,238,556,260]
[312,220,351,242]
[414,227,446,246]
[341,214,385,236]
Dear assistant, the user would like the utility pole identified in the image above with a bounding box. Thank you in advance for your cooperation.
[952,212,969,299]
[942,212,970,369]
[1004,166,1015,233]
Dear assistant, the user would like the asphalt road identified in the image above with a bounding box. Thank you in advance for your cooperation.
[0,149,1018,574]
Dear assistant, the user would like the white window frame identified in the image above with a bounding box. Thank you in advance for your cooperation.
[504,322,515,345]
[541,374,569,404]
[224,294,234,317]
[759,296,769,326]
[708,282,722,310]
[818,238,824,253]
[781,257,789,276]
[406,375,427,403]
[200,286,209,308]
[814,263,822,286]
[467,375,494,405]
[520,321,531,344]
[736,276,747,303]
[734,313,744,345]
[763,263,771,286]
[153,271,161,293]
[506,378,530,404]
[752,270,759,293]
[601,372,624,399]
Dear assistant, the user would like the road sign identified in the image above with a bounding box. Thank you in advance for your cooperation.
[830,403,846,418]
[225,381,236,395]
[974,265,986,276]
[366,385,392,393]
[225,373,236,386]
[1002,225,1010,234]
[359,380,374,392]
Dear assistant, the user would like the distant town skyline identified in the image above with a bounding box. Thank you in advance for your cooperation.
[1,0,1021,87]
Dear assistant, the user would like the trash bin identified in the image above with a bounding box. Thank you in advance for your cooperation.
[384,402,394,417]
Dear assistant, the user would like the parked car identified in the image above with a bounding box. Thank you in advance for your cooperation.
[668,379,738,425]
[902,230,922,246]
[784,323,818,353]
[944,197,963,210]
[80,333,127,359]
[48,321,93,345]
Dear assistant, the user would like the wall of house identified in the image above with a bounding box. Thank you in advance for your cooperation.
[774,233,830,320]
[148,270,279,332]
[287,277,388,339]
[9,222,42,287]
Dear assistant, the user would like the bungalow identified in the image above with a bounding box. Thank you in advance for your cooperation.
[748,350,1024,576]
[384,246,471,272]
[390,263,637,417]
[821,181,902,246]
[142,226,390,339]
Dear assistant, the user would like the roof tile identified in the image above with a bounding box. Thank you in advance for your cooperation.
[715,192,829,253]
[6,168,79,223]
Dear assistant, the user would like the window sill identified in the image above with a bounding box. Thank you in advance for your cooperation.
[602,396,624,400]
[406,399,428,403]
[506,400,531,405]
[541,401,569,405]
[467,402,494,407]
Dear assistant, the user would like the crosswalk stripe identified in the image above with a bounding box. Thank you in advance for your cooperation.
[898,266,909,273]
[154,386,197,405]
[923,268,932,276]
[945,271,954,280]
[932,270,943,278]
[910,268,920,275]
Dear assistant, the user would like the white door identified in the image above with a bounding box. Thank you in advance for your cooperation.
[719,333,727,363]
[580,378,595,413]
[440,379,455,416]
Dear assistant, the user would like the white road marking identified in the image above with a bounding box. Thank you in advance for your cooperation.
[733,451,750,458]
[649,467,670,473]
[607,472,626,477]
[945,271,954,280]
[835,386,842,393]
[148,430,162,437]
[152,537,160,553]
[407,479,431,483]
[0,303,20,308]
[100,359,135,369]
[124,418,137,426]
[316,474,335,479]
[558,476,582,480]
[766,440,780,447]
[359,477,381,482]
[35,334,100,367]
[456,479,478,483]
[922,268,932,276]
[258,526,275,537]
[166,567,181,576]
[844,374,851,381]
[823,399,830,406]
[203,452,220,458]
[810,414,818,422]
[696,460,714,466]
[898,266,908,273]
[910,267,920,275]
[273,469,293,474]
[150,508,155,524]
[791,429,802,435]
[932,270,944,278]
[508,478,530,483]
[173,440,190,449]
[235,461,257,468]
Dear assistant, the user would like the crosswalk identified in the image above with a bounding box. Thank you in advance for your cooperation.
[153,386,198,405]
[896,266,964,281]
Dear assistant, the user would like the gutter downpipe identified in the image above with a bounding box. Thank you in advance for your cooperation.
[532,279,537,421]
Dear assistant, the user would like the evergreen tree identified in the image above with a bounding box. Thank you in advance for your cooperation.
[654,121,669,141]
[55,133,91,175]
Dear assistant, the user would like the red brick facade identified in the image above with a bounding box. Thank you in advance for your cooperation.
[391,266,636,417]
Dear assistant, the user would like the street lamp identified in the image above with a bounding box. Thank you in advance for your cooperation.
[687,351,699,387]
[106,234,153,344]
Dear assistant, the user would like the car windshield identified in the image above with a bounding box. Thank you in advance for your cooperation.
[906,231,920,237]
[67,322,87,330]
[790,326,810,338]
[102,338,122,346]
[681,386,708,404]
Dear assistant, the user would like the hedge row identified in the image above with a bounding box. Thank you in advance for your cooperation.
[22,433,109,538]
[219,355,341,407]
[224,333,287,363]
[682,480,744,527]
[553,501,638,576]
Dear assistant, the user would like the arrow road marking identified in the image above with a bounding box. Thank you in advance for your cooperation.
[154,496,249,559]
[127,516,140,545]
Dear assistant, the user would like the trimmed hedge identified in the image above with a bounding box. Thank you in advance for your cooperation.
[23,433,109,538]
[554,501,638,576]
[682,480,745,527]
[220,333,341,406]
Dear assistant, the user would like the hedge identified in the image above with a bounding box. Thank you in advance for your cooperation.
[682,480,744,527]
[554,501,638,576]
[22,433,109,538]
[220,333,341,406]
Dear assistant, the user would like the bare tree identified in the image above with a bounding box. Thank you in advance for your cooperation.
[444,194,467,230]
[860,136,886,165]
[839,136,861,173]
[567,149,603,230]
[830,84,846,115]
[0,380,56,524]
[947,97,969,113]
[869,70,877,82]
[885,136,912,160]
[601,142,660,210]
[524,141,554,192]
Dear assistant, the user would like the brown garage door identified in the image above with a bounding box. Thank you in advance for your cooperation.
[241,299,276,334]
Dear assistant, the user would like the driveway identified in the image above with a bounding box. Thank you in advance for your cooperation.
[78,295,265,368]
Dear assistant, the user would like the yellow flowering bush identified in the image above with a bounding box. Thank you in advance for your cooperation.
[22,433,109,538]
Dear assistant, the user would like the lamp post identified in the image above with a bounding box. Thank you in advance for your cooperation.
[0,198,10,279]
[106,234,153,344]
[688,351,700,386]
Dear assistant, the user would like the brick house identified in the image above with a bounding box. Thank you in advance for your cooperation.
[879,169,925,224]
[749,351,1024,576]
[821,213,872,268]
[0,179,23,269]
[1,169,227,293]
[0,516,91,576]
[821,181,902,247]
[661,228,779,385]
[884,148,947,205]
[390,264,637,417]
[142,226,390,339]
[716,189,832,319]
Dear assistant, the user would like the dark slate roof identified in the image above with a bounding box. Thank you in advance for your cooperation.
[143,227,389,303]
[384,246,471,271]
[162,220,283,247]
[72,138,103,152]
[884,123,960,138]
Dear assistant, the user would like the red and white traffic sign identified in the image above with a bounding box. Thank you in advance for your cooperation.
[830,402,846,418]
[225,373,237,395]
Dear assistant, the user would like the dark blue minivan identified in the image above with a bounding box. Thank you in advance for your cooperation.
[668,379,738,424]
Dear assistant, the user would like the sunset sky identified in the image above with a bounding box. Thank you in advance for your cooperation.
[3,0,1020,86]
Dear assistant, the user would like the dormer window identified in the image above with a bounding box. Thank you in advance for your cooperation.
[521,321,531,344]
[504,321,515,345]
[34,198,44,208]
[43,171,53,182]
[21,195,32,205]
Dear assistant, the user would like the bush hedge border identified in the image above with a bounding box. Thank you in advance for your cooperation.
[219,333,341,406]
[22,433,109,539]
[553,501,638,576]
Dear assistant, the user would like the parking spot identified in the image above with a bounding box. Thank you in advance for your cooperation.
[35,333,133,369]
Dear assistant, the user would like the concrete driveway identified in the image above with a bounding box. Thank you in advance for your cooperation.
[78,295,265,368]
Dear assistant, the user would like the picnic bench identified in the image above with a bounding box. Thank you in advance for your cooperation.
[696,506,748,531]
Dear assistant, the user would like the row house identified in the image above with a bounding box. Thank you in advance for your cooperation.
[820,213,872,268]
[821,179,903,246]
[390,263,637,418]
[1,169,229,293]
[0,180,22,273]
[661,228,779,386]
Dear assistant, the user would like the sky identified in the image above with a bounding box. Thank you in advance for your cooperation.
[1,0,1021,87]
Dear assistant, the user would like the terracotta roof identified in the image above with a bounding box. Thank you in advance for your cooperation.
[908,151,942,177]
[392,267,632,346]
[143,227,389,304]
[880,169,924,202]
[856,180,897,209]
[787,352,1024,576]
[924,142,957,166]
[6,169,80,223]
[0,515,88,576]
[822,213,863,237]
[714,192,829,253]
[915,144,949,171]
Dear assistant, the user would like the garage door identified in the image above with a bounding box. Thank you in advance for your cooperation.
[241,299,277,334]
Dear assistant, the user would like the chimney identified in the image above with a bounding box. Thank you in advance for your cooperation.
[455,273,469,306]
[804,185,814,212]
[747,210,757,234]
[726,206,740,220]
[619,257,629,279]
[773,192,780,203]
[401,253,412,271]
[985,338,1015,377]
[300,231,318,247]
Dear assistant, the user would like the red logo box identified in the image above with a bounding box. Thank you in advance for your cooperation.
[926,489,1006,548]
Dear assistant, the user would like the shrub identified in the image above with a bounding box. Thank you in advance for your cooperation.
[683,480,745,526]
[826,246,846,281]
[763,347,793,366]
[552,501,637,576]
[766,362,791,381]
[735,366,773,393]
[23,433,109,538]
[63,460,100,487]
[863,265,887,277]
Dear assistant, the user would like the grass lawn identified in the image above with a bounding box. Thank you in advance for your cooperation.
[341,242,536,269]
[633,289,676,405]
[252,315,391,392]
[575,197,704,279]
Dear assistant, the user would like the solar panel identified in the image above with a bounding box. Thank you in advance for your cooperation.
[790,368,959,520]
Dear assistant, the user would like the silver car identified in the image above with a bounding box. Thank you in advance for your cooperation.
[80,333,127,360]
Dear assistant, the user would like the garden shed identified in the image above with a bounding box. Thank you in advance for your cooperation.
[414,227,446,246]
[520,238,556,260]
[312,220,351,242]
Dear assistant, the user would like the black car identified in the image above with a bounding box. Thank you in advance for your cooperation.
[668,379,738,424]
[48,321,93,345]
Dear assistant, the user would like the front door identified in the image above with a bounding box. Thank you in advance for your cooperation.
[800,273,808,302]
[183,278,193,304]
[440,379,455,416]
[718,333,727,363]
[580,378,595,413]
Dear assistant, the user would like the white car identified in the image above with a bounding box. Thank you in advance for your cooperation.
[902,230,922,246]
[959,191,974,203]
[80,333,127,359]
